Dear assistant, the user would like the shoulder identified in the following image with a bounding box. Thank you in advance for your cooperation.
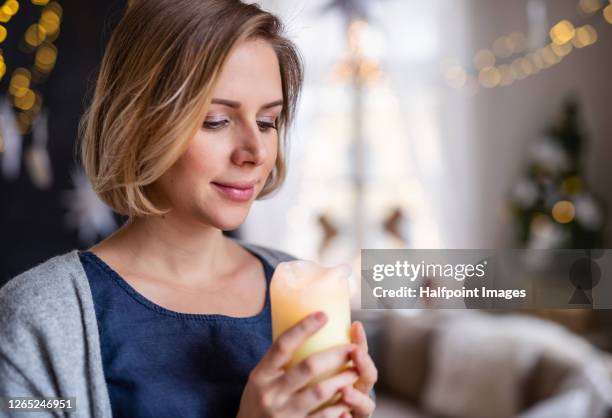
[0,250,86,326]
[0,251,108,412]
[233,239,298,268]
[0,249,93,373]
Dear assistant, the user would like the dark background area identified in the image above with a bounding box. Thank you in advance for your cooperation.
[0,0,127,284]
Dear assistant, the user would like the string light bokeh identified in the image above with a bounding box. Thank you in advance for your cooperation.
[0,0,61,153]
[443,0,611,94]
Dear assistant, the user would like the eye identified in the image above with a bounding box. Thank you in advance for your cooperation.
[257,119,278,132]
[203,119,229,130]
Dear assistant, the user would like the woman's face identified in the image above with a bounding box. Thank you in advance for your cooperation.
[155,39,283,230]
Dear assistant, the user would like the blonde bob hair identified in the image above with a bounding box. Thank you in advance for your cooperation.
[79,0,303,218]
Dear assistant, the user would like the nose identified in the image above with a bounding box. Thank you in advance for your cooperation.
[230,120,268,167]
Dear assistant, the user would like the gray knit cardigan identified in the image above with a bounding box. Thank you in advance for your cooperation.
[0,242,297,418]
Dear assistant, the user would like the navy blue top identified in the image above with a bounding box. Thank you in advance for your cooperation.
[78,249,275,418]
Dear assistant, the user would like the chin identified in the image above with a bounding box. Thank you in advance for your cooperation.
[206,205,251,231]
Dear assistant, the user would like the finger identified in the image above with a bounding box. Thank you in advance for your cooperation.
[277,344,355,394]
[307,402,350,418]
[350,321,368,353]
[340,386,376,416]
[351,349,378,393]
[289,369,359,414]
[259,312,328,373]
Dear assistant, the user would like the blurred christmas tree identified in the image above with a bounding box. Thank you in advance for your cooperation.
[508,98,605,249]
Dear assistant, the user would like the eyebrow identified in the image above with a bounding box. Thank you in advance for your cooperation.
[210,98,283,110]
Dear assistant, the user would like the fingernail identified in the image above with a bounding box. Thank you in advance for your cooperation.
[313,311,327,324]
[357,322,365,337]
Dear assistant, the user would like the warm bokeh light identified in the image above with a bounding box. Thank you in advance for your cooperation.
[572,24,598,48]
[552,200,576,224]
[358,60,381,83]
[541,45,561,65]
[478,66,501,88]
[2,0,19,16]
[550,20,576,45]
[509,32,527,53]
[604,4,612,23]
[444,65,467,89]
[14,88,36,110]
[577,0,603,14]
[25,23,46,47]
[40,8,61,35]
[473,49,496,70]
[551,41,573,57]
[0,0,63,137]
[519,57,534,75]
[510,58,527,80]
[331,61,352,82]
[441,4,606,95]
[35,42,57,72]
[493,36,514,58]
[530,51,547,69]
[44,1,61,18]
[9,67,31,98]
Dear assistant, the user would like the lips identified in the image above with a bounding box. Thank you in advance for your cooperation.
[211,181,256,202]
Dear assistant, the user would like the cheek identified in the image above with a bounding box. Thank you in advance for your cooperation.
[178,136,226,179]
[267,135,279,168]
[180,148,208,175]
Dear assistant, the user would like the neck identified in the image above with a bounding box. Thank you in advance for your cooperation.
[97,212,238,286]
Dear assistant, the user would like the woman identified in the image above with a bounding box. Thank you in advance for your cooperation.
[0,1,377,417]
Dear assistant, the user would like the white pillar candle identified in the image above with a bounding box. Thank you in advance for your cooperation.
[271,260,352,379]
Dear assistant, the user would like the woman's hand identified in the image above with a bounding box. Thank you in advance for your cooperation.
[338,321,378,418]
[236,312,358,418]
